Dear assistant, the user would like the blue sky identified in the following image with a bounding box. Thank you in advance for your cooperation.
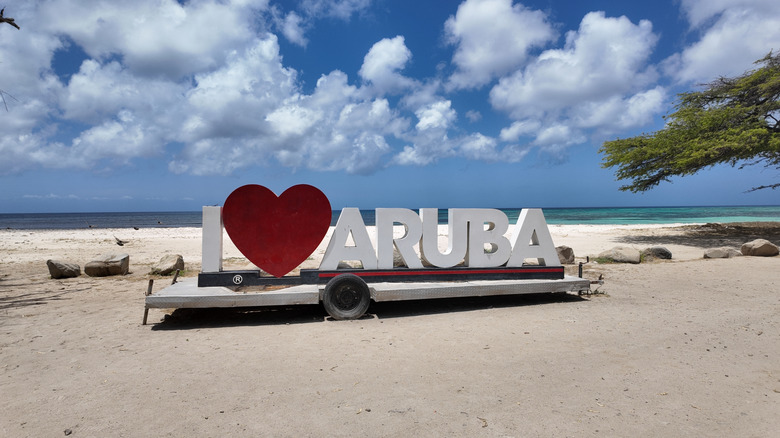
[0,0,778,213]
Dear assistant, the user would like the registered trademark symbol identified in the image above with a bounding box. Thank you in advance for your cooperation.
[232,274,243,285]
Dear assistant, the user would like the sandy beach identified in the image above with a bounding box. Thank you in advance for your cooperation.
[1,223,779,437]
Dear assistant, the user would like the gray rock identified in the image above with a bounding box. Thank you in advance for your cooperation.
[641,246,672,261]
[85,253,130,277]
[46,260,81,279]
[556,245,575,264]
[421,256,465,268]
[598,246,641,264]
[740,239,779,257]
[703,247,742,259]
[337,260,363,269]
[393,248,406,268]
[150,254,184,275]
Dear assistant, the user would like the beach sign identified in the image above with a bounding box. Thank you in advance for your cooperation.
[319,207,560,270]
[214,184,560,278]
[222,184,331,278]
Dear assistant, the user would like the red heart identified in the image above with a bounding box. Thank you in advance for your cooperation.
[222,184,332,278]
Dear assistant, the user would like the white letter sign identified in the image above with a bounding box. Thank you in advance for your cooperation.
[320,208,378,270]
[376,208,423,269]
[319,207,560,270]
[419,208,468,268]
[507,209,560,266]
[460,209,512,268]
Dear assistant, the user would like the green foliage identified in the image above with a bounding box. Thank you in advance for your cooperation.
[601,52,780,192]
[592,256,618,264]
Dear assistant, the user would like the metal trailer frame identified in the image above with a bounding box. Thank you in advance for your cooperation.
[142,207,596,324]
[143,274,592,323]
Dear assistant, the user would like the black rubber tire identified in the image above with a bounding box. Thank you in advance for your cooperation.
[322,274,371,320]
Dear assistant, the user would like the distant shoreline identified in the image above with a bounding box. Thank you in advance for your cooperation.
[3,222,779,268]
[1,205,779,229]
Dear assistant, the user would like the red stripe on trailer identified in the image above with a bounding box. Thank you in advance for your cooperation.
[317,267,561,279]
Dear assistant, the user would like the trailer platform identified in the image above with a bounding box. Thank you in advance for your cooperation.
[145,275,591,314]
[142,204,598,323]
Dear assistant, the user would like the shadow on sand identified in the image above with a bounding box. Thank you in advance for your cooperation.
[150,292,588,330]
[614,222,780,249]
[0,278,90,310]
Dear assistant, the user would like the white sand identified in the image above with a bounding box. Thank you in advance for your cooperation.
[0,223,716,268]
[1,223,779,436]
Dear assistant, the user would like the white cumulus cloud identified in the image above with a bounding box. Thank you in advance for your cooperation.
[394,100,459,166]
[445,0,555,90]
[272,0,371,46]
[488,11,661,156]
[668,0,780,83]
[39,0,265,79]
[359,36,415,94]
[5,0,777,181]
[277,11,308,47]
[415,100,456,131]
[459,133,498,161]
[490,12,658,118]
[299,0,371,21]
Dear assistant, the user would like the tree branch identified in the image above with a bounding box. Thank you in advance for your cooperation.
[1,8,20,30]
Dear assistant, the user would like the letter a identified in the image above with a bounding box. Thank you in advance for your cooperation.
[320,208,378,270]
[507,209,561,267]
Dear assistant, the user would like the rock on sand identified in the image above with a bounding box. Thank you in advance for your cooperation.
[46,260,81,279]
[150,254,185,275]
[598,246,641,264]
[740,239,780,256]
[704,247,742,259]
[85,254,130,277]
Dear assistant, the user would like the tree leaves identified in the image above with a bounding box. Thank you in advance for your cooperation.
[601,52,780,192]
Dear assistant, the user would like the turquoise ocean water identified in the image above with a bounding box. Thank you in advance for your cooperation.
[517,205,780,225]
[1,206,779,229]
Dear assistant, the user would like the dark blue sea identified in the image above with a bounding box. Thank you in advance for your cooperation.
[1,206,779,230]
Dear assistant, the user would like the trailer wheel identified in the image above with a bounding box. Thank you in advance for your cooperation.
[323,274,370,320]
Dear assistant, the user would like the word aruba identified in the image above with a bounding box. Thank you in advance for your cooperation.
[320,208,560,270]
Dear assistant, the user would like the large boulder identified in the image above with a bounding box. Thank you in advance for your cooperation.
[556,245,575,264]
[598,246,641,264]
[393,248,406,268]
[85,253,130,277]
[703,247,742,259]
[46,260,81,279]
[641,246,672,261]
[337,260,363,269]
[150,254,184,275]
[741,239,779,257]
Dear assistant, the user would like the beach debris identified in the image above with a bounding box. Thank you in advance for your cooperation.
[641,246,672,261]
[114,236,127,246]
[556,245,575,264]
[150,254,185,276]
[337,260,363,269]
[740,239,779,257]
[85,253,130,277]
[598,246,641,264]
[703,247,742,259]
[46,260,81,279]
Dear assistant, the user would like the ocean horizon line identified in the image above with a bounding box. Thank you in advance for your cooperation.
[1,205,779,230]
[2,203,780,216]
